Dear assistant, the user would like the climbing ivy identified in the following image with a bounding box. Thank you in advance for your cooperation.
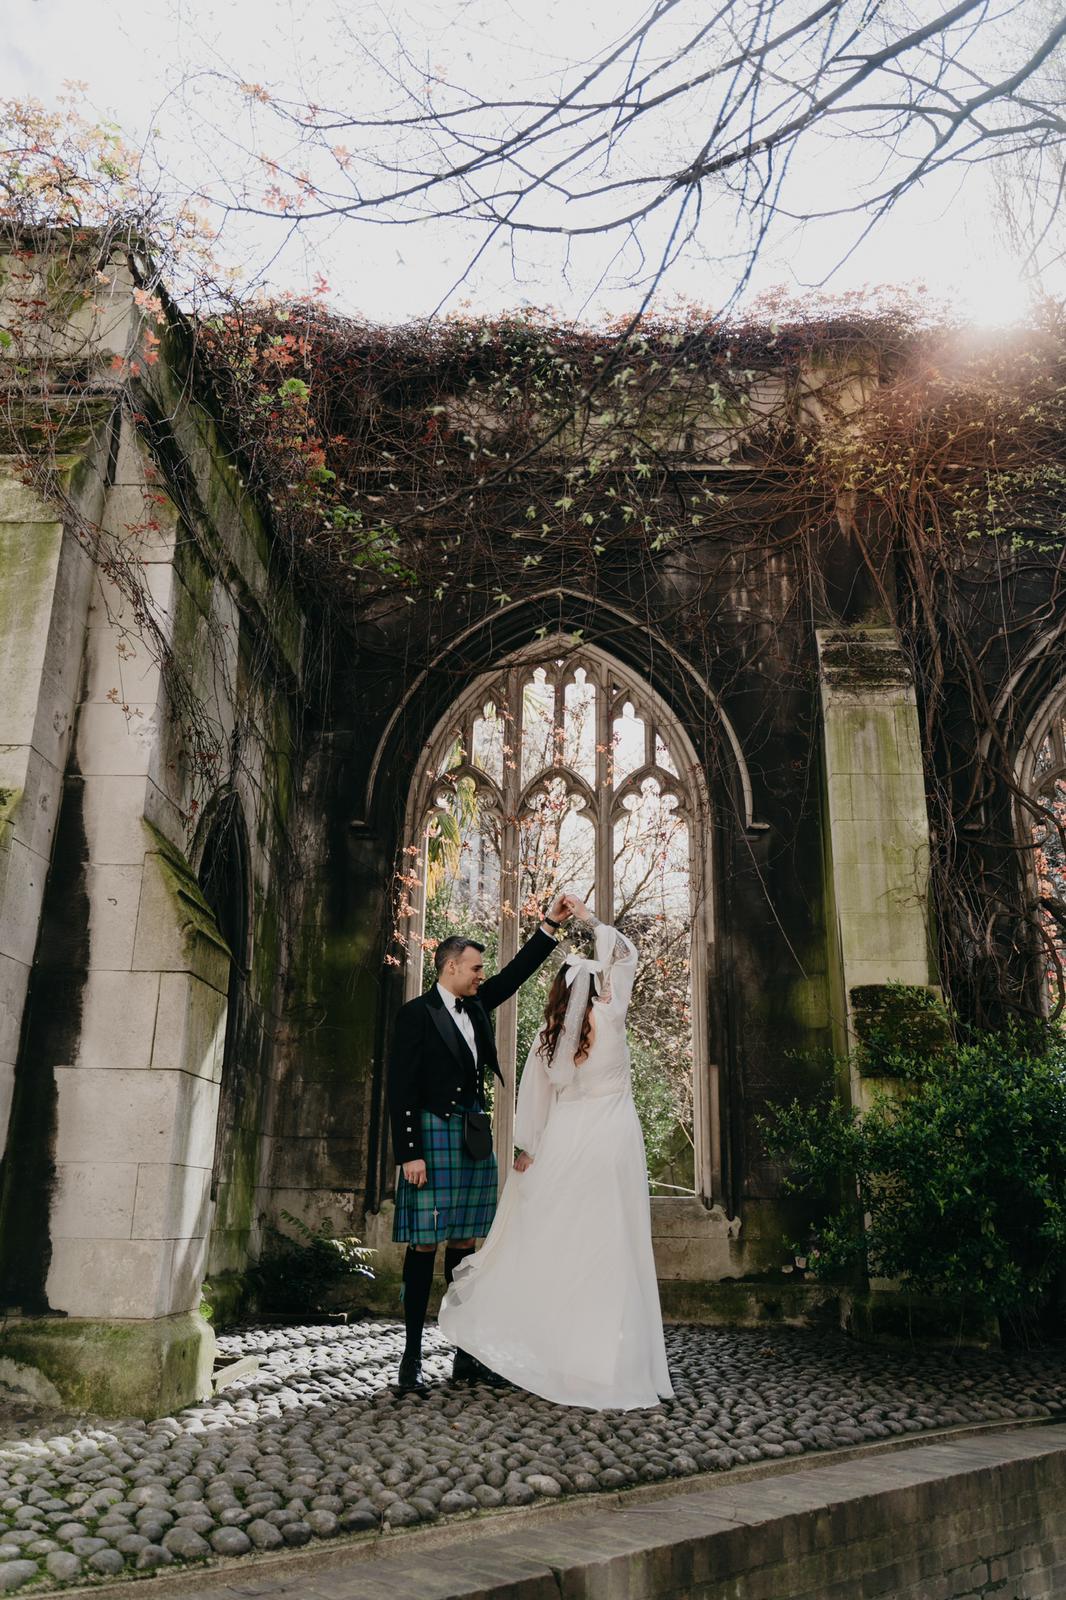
[3,95,1066,1024]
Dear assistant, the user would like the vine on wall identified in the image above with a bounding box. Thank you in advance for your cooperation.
[196,297,1066,1021]
[3,96,1066,1023]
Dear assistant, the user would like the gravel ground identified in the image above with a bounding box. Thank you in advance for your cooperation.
[0,1320,1063,1592]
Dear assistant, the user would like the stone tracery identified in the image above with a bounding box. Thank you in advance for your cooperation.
[404,642,710,1197]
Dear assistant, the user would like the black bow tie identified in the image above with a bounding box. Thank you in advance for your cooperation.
[454,997,467,1014]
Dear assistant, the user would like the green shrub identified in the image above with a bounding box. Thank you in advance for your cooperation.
[763,1004,1066,1323]
[631,1037,692,1187]
[848,981,954,1076]
[249,1211,375,1316]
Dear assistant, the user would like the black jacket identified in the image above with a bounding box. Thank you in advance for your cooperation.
[387,929,556,1164]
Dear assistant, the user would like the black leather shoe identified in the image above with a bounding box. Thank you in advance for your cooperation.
[395,1354,426,1392]
[476,1361,512,1389]
[451,1348,480,1384]
[453,1350,511,1388]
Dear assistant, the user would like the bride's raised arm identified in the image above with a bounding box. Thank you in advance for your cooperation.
[583,910,639,1017]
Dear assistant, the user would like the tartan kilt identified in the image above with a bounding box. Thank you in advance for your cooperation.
[394,1109,498,1245]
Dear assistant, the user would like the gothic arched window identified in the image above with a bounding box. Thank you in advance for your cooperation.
[402,641,716,1199]
[1019,692,1066,1017]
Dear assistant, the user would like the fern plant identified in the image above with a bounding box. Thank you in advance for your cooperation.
[250,1210,376,1315]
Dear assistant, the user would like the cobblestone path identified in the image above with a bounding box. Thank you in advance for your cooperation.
[0,1320,1063,1591]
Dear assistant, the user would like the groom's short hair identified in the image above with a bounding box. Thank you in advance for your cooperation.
[434,936,485,974]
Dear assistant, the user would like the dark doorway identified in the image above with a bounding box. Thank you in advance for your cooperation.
[197,795,251,1204]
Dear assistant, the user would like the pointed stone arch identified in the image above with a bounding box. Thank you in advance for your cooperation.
[365,588,758,835]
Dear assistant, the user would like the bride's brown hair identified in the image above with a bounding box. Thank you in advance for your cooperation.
[537,966,597,1065]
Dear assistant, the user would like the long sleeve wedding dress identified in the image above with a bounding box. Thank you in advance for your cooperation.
[438,920,674,1410]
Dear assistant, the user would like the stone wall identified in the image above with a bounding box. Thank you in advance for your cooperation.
[1,237,1065,1411]
[0,482,95,1171]
[236,407,1065,1310]
[0,246,310,1412]
[333,1425,1066,1600]
[307,555,928,1292]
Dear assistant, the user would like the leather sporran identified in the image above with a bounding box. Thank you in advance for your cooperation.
[462,1108,493,1162]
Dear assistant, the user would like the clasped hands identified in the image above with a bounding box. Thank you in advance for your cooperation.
[545,891,583,930]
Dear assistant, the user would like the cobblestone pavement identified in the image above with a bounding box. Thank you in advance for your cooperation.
[0,1320,1064,1592]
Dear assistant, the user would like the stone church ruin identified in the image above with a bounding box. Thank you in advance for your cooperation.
[0,237,1063,1414]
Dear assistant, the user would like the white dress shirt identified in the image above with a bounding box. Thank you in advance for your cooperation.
[436,984,477,1059]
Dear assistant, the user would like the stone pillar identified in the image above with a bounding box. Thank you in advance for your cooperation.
[815,627,992,1338]
[817,626,936,1112]
[0,481,94,1160]
[0,426,220,1415]
[0,245,142,1163]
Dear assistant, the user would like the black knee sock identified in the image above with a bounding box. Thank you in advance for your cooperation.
[401,1248,436,1362]
[444,1245,475,1285]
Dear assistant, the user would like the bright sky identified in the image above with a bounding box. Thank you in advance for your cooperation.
[7,0,1062,326]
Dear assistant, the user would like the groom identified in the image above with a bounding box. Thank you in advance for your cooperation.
[388,894,573,1390]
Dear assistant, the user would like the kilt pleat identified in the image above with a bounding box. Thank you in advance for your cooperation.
[394,1110,498,1244]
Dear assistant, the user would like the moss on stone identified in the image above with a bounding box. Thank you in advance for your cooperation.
[840,1287,999,1349]
[209,1114,260,1283]
[656,1278,842,1329]
[199,1273,246,1331]
[0,1311,216,1418]
[825,704,910,780]
[738,1195,820,1270]
[0,518,63,665]
[173,537,215,625]
[144,333,305,683]
[42,254,91,316]
[820,628,913,690]
[788,974,830,1031]
[250,884,281,1001]
[142,818,232,961]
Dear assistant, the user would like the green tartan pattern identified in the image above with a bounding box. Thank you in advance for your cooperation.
[393,1109,499,1244]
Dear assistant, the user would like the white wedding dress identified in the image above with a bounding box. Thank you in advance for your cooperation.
[438,921,674,1410]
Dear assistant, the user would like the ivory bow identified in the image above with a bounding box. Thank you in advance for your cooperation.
[563,955,604,988]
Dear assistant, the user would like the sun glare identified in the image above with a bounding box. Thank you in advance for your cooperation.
[955,260,1038,329]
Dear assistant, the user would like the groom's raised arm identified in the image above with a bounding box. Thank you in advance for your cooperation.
[477,926,556,1013]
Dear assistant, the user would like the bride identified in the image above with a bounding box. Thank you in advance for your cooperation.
[438,899,674,1410]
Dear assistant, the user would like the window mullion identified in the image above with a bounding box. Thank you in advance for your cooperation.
[1053,720,1066,772]
[596,665,613,922]
[406,828,430,1001]
[492,667,523,1184]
